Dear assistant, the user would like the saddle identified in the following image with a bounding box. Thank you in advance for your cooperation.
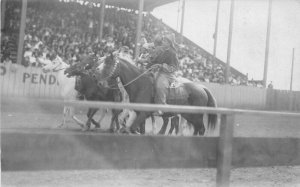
[148,71,190,105]
[166,79,189,105]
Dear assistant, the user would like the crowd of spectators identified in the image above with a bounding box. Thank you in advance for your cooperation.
[1,0,249,86]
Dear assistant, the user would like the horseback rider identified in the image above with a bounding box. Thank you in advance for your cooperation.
[139,33,179,115]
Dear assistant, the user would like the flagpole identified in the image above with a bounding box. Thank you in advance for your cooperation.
[263,0,273,88]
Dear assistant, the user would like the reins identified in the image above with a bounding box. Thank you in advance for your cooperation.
[122,64,158,87]
[97,62,159,90]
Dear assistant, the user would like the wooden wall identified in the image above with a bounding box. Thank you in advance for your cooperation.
[1,63,299,111]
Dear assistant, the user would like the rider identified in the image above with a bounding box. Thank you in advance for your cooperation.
[145,33,179,115]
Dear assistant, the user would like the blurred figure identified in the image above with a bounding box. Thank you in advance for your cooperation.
[268,81,274,89]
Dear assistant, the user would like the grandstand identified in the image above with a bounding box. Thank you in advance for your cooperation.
[1,1,300,186]
[1,0,248,86]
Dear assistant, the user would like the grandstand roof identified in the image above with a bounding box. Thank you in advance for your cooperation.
[88,0,177,11]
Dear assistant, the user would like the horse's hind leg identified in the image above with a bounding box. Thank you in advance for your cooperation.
[150,115,156,134]
[199,119,205,136]
[174,115,180,135]
[193,115,205,136]
[168,116,179,135]
[140,121,146,134]
[158,116,169,135]
[185,114,204,136]
[178,115,185,136]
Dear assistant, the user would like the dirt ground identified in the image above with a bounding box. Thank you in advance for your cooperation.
[1,99,300,186]
[2,166,300,187]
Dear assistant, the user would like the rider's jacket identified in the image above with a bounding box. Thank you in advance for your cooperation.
[147,46,179,73]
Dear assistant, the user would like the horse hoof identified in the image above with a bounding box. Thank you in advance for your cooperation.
[93,122,101,129]
[118,127,130,134]
[82,126,90,131]
[130,129,141,135]
[107,128,115,133]
[57,124,64,128]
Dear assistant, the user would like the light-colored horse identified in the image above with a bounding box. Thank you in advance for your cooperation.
[38,56,88,128]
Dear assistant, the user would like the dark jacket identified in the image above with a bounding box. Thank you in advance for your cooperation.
[148,46,179,73]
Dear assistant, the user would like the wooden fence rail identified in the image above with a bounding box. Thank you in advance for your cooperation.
[2,97,300,187]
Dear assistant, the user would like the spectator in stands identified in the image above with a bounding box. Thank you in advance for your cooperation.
[268,81,274,89]
[1,0,250,87]
[3,56,12,65]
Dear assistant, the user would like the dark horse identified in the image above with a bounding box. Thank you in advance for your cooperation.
[64,56,122,131]
[91,53,217,135]
[73,54,180,135]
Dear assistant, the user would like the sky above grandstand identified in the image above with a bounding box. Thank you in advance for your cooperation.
[152,0,300,91]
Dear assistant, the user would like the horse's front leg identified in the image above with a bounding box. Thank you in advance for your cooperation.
[125,110,137,128]
[108,109,120,133]
[57,106,68,128]
[89,108,100,128]
[64,107,84,128]
[95,109,107,127]
[85,108,99,130]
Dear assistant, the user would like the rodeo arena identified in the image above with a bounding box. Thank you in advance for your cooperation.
[1,0,300,186]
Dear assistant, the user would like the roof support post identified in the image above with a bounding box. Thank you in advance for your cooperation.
[263,0,273,88]
[213,0,221,62]
[99,0,106,41]
[17,0,28,65]
[1,0,7,32]
[225,0,235,84]
[179,0,186,44]
[134,0,144,59]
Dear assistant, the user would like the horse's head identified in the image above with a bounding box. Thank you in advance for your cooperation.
[64,55,98,77]
[91,52,119,82]
[64,62,83,77]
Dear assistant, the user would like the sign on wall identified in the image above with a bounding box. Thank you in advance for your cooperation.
[0,64,61,98]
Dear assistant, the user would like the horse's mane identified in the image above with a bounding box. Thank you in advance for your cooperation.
[117,56,144,74]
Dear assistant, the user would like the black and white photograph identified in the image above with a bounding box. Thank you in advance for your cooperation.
[1,0,300,186]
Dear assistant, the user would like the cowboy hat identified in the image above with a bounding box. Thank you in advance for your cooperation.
[163,33,179,49]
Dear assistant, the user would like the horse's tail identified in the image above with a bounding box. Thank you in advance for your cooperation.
[203,87,217,130]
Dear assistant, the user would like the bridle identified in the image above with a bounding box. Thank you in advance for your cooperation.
[97,58,120,82]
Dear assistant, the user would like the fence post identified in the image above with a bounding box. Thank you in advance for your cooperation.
[216,114,235,187]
